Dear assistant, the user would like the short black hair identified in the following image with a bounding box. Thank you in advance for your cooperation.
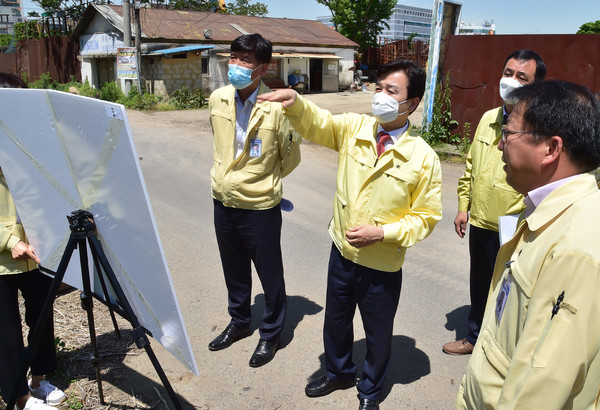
[504,49,546,82]
[376,60,426,101]
[509,80,600,172]
[230,33,272,64]
[0,73,27,88]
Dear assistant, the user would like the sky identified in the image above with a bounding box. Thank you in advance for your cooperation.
[20,0,599,34]
[262,0,599,35]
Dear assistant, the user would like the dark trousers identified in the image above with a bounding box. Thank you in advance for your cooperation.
[0,269,57,402]
[466,225,500,345]
[324,244,402,400]
[213,199,286,341]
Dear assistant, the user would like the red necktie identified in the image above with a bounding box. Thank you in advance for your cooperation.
[376,131,392,157]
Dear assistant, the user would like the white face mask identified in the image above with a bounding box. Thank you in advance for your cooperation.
[499,77,523,104]
[372,92,409,124]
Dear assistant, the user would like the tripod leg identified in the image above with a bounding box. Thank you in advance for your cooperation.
[90,250,121,339]
[88,235,185,410]
[78,239,105,405]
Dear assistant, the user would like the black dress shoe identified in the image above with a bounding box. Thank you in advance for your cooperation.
[249,337,280,367]
[305,374,355,398]
[208,323,251,351]
[358,396,379,410]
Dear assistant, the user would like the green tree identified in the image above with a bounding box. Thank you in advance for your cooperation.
[33,0,267,19]
[577,20,600,34]
[316,0,396,54]
[34,0,111,20]
[226,0,267,16]
[170,0,267,16]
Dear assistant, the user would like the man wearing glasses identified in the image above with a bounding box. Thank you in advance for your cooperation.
[457,79,600,409]
[442,50,546,356]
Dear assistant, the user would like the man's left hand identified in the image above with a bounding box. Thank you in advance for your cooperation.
[345,225,384,248]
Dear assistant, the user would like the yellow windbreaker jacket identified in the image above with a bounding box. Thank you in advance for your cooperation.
[458,107,524,231]
[209,83,301,210]
[457,174,600,409]
[284,95,442,272]
[0,168,36,275]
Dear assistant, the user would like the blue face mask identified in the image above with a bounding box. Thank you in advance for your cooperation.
[228,64,262,90]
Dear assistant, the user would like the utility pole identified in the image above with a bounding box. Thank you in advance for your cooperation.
[134,0,142,95]
[122,0,132,94]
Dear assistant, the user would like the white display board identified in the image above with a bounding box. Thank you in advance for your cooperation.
[0,89,198,375]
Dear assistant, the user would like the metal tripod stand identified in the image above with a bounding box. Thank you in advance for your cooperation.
[7,210,184,410]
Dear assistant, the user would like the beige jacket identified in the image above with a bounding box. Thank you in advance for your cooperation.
[209,83,301,210]
[0,168,36,275]
[457,174,600,409]
[457,107,524,231]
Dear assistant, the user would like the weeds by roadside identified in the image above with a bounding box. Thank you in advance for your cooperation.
[24,73,207,111]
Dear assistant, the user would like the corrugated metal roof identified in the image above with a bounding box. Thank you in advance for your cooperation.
[77,5,357,49]
[145,44,214,55]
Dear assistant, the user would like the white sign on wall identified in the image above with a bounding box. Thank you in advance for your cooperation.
[80,32,125,55]
[117,47,138,79]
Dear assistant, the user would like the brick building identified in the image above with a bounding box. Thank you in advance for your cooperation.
[73,4,358,96]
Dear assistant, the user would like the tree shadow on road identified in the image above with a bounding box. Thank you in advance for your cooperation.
[250,294,322,349]
[305,334,430,403]
[444,305,470,340]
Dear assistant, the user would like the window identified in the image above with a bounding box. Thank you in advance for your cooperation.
[202,56,209,75]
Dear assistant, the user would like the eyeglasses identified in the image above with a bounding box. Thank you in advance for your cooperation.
[500,127,551,143]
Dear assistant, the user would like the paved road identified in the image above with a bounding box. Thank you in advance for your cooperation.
[122,91,472,409]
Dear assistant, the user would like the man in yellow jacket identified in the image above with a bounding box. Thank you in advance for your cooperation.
[207,34,301,368]
[457,80,600,408]
[443,50,546,356]
[259,60,442,410]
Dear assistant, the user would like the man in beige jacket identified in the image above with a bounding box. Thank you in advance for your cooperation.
[207,34,300,368]
[456,80,600,408]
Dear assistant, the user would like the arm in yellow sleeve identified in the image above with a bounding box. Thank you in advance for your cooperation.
[457,143,473,213]
[382,154,443,248]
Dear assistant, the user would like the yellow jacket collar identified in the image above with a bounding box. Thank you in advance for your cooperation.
[526,173,598,231]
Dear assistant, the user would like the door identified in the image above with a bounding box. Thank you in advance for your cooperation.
[309,59,322,92]
[322,59,339,92]
[97,58,115,88]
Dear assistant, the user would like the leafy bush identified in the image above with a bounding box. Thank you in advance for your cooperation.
[458,122,472,156]
[156,101,177,111]
[58,77,96,98]
[0,34,13,47]
[99,81,125,102]
[169,86,206,109]
[118,88,160,110]
[29,74,98,98]
[24,73,200,111]
[28,72,56,89]
[422,71,458,147]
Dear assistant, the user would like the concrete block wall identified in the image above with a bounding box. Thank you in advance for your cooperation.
[143,53,203,97]
[161,53,202,96]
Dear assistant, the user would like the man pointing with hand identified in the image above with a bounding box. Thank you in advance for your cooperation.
[259,60,442,410]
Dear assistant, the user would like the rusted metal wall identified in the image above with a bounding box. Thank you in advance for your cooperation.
[0,50,17,73]
[443,34,600,138]
[364,39,428,68]
[0,36,80,83]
